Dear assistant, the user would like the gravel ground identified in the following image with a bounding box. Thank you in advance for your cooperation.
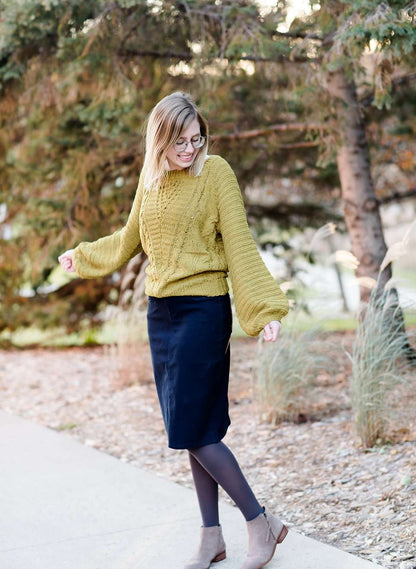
[1,337,415,569]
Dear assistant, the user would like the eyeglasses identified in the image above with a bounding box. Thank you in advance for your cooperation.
[173,135,206,152]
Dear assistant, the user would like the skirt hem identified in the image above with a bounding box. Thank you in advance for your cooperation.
[167,423,231,450]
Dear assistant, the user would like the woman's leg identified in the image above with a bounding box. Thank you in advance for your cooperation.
[188,452,220,527]
[189,442,288,569]
[188,442,263,522]
[185,454,226,568]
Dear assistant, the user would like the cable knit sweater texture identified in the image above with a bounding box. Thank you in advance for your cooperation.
[73,155,289,336]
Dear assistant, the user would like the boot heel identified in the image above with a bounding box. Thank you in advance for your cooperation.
[213,550,226,562]
[277,524,288,544]
[184,526,226,569]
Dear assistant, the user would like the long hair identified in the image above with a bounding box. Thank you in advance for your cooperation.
[142,92,209,189]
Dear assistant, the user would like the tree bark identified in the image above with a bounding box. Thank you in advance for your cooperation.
[325,69,391,305]
[325,69,416,363]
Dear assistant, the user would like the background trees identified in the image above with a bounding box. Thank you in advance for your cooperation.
[1,0,415,332]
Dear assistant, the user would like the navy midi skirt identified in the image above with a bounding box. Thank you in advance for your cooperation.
[147,294,232,449]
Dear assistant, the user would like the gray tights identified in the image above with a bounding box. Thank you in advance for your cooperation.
[188,442,263,527]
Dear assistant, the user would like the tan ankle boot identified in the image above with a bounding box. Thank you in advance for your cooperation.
[184,525,226,569]
[240,511,288,569]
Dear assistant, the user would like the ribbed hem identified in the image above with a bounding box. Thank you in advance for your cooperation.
[145,274,229,299]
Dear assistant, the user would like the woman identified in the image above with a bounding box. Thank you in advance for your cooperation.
[59,92,289,569]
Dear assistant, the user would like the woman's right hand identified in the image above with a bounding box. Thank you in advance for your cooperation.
[58,249,76,273]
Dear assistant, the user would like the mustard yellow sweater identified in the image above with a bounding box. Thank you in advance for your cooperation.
[73,155,289,336]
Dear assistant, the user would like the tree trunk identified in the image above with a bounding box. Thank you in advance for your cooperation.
[325,69,415,362]
[325,69,391,306]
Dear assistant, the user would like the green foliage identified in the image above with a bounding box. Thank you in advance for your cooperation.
[319,1,416,108]
[0,0,103,85]
[56,423,77,431]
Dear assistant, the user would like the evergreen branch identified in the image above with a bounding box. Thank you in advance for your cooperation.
[273,31,323,41]
[360,71,416,106]
[117,48,318,64]
[278,141,320,149]
[379,188,416,205]
[118,48,193,60]
[211,123,323,141]
[240,53,317,64]
[246,202,343,227]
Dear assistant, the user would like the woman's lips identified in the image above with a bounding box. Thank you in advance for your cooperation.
[178,154,194,162]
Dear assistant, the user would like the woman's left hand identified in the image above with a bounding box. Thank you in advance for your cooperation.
[263,320,282,342]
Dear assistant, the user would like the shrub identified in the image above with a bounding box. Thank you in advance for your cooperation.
[256,326,331,423]
[350,289,412,447]
[104,306,152,389]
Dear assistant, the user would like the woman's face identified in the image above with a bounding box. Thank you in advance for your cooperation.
[166,118,201,171]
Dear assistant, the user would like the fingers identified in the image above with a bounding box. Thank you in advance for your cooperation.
[263,320,281,342]
[58,250,76,273]
[59,257,75,272]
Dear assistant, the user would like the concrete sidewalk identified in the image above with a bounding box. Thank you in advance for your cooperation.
[0,412,384,569]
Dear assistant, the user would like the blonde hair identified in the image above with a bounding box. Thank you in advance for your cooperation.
[142,92,209,189]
